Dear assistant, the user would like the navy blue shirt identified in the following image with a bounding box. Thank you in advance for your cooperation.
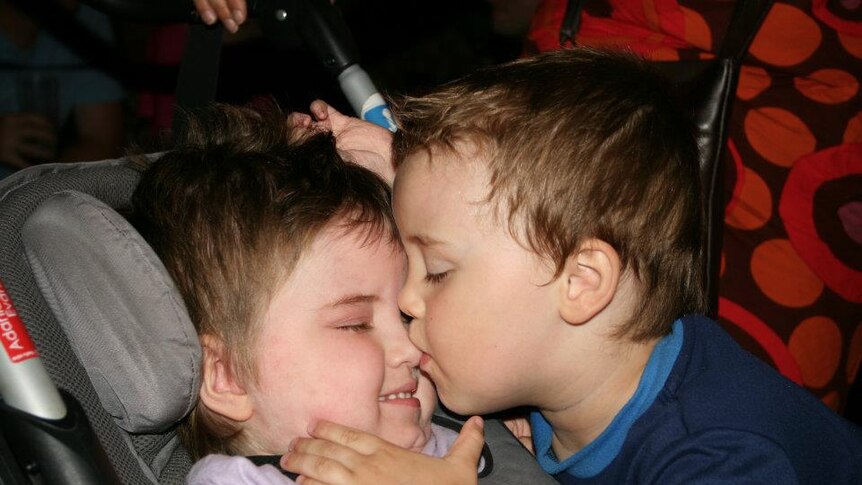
[531,315,862,484]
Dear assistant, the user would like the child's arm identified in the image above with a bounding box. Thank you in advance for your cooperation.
[307,100,395,185]
[288,100,394,183]
[281,417,486,485]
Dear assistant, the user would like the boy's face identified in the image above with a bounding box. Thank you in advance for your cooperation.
[245,224,436,454]
[393,147,564,416]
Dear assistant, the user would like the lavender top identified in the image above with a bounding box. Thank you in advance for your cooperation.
[187,423,459,484]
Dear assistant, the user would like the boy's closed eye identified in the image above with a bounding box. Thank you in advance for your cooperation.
[424,271,451,285]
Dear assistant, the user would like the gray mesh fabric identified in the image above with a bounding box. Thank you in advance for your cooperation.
[0,161,193,484]
[21,190,200,434]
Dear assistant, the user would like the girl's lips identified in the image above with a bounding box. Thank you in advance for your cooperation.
[381,397,421,408]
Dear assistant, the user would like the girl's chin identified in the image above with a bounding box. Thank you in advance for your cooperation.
[381,422,433,452]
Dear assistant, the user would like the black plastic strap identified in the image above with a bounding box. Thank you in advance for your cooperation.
[718,0,774,62]
[173,24,223,139]
[431,414,494,478]
[247,455,299,479]
[559,0,584,46]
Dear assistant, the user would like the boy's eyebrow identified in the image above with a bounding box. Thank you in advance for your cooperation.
[406,234,448,247]
[325,294,379,308]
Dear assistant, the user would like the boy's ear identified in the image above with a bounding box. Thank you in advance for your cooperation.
[199,334,254,422]
[557,239,621,325]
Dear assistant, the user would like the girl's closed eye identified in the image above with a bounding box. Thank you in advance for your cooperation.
[336,322,373,333]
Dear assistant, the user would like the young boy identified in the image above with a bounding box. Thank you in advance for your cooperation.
[130,104,485,483]
[283,48,862,484]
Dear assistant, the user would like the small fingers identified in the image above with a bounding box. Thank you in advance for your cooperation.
[308,421,383,455]
[226,0,247,24]
[444,416,486,469]
[192,0,218,25]
[289,437,363,467]
[309,100,332,121]
[282,449,353,484]
[286,112,313,129]
[295,477,326,485]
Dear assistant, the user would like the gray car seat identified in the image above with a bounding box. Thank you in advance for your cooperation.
[0,158,554,484]
[0,159,196,484]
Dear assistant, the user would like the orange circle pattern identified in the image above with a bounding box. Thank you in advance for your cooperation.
[788,316,842,389]
[751,239,824,308]
[738,65,772,101]
[794,69,859,104]
[744,107,816,167]
[837,31,862,59]
[749,3,822,67]
[725,167,772,230]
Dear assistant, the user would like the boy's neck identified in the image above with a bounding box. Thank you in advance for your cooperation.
[540,333,658,462]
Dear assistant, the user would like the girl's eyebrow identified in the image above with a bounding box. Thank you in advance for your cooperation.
[325,294,379,309]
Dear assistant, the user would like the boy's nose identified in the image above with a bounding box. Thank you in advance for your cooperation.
[398,281,425,320]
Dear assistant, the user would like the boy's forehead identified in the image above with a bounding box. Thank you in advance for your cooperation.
[396,156,485,211]
[394,147,501,239]
[398,142,490,189]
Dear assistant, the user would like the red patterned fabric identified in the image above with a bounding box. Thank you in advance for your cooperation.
[527,0,862,413]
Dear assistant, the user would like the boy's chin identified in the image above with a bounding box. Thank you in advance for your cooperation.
[438,394,495,418]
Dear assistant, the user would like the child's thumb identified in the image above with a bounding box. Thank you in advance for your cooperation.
[444,416,485,468]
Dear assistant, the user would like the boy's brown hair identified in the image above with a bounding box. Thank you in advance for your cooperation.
[391,48,707,341]
[131,104,398,460]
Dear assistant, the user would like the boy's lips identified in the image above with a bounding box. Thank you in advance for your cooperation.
[419,353,431,370]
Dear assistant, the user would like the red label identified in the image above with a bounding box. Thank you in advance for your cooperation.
[0,279,38,363]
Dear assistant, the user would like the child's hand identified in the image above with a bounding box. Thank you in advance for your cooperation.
[193,0,246,33]
[308,99,395,186]
[502,416,534,454]
[281,416,486,485]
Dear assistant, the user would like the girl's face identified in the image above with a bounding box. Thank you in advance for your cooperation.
[244,224,436,454]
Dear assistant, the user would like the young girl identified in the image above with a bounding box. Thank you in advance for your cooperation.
[131,104,489,483]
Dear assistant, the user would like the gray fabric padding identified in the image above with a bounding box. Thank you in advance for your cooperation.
[21,189,201,434]
[480,419,558,484]
[0,159,193,483]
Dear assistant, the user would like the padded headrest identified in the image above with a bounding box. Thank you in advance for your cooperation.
[21,190,201,433]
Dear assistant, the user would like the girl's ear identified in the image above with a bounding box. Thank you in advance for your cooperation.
[557,239,621,325]
[198,334,254,422]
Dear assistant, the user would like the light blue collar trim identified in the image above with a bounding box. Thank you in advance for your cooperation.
[530,319,684,478]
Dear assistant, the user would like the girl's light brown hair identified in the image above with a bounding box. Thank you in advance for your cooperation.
[131,103,398,460]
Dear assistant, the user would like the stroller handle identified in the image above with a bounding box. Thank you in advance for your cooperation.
[85,0,396,130]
